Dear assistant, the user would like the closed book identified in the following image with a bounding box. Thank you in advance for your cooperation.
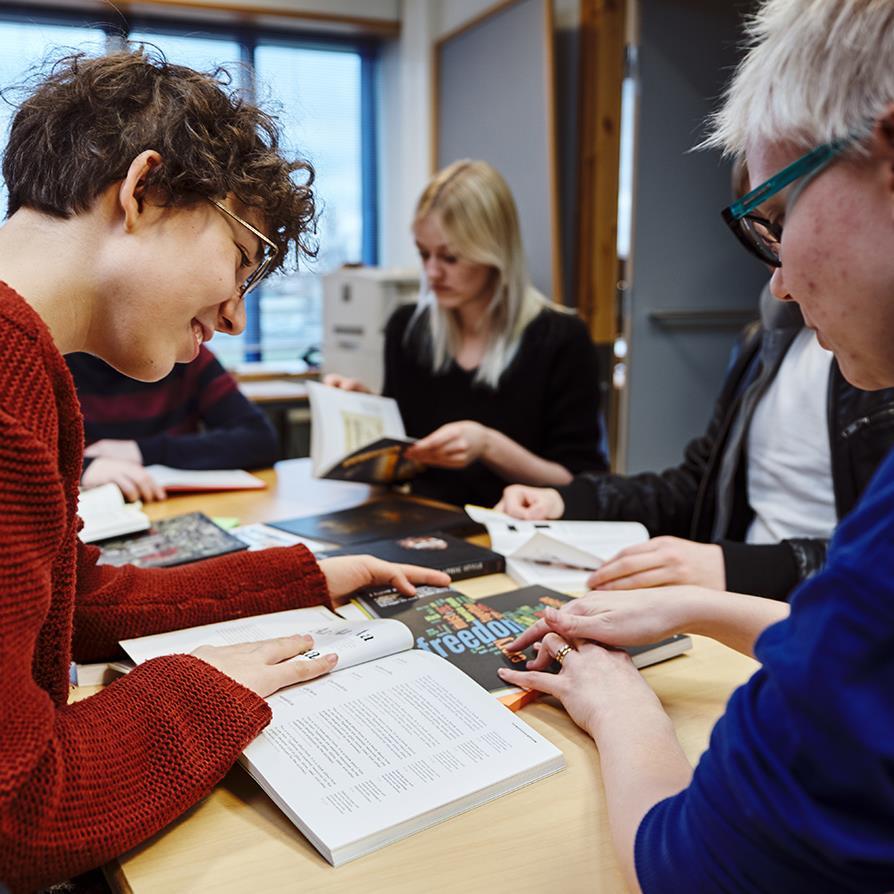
[322,532,504,588]
[270,495,482,547]
[96,511,248,568]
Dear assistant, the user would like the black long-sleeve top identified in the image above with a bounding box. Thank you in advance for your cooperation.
[382,303,608,507]
[67,347,278,471]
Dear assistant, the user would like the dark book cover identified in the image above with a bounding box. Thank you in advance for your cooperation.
[96,512,248,568]
[322,532,504,588]
[270,496,483,546]
[325,437,422,485]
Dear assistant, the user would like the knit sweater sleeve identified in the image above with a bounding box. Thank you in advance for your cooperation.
[73,538,330,662]
[0,417,301,891]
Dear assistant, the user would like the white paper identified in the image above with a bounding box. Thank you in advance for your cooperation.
[120,607,413,674]
[231,523,330,553]
[307,381,413,477]
[465,505,648,592]
[144,465,265,491]
[243,649,564,865]
[77,483,150,543]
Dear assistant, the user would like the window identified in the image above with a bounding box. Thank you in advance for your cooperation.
[0,5,379,368]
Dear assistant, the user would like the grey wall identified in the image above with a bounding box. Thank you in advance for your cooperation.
[437,0,558,299]
[623,0,766,473]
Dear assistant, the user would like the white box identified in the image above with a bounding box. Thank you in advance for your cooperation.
[322,267,420,393]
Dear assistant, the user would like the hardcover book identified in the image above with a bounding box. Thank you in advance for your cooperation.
[96,512,248,568]
[119,604,564,867]
[270,495,481,547]
[321,532,505,589]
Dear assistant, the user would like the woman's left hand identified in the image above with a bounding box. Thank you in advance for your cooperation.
[318,555,451,604]
[404,421,490,469]
[498,633,663,739]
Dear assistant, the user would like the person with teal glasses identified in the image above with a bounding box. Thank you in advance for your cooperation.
[499,1,894,891]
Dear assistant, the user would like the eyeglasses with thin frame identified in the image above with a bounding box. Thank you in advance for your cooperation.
[208,199,279,297]
[721,136,854,268]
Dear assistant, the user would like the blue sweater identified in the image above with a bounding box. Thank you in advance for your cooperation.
[635,448,894,893]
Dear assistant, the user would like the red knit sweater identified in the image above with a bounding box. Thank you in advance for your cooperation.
[0,284,331,892]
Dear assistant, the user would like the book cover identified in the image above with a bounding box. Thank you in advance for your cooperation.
[324,437,421,485]
[322,532,505,587]
[270,496,482,547]
[97,511,248,568]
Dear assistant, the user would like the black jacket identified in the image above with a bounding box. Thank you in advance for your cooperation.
[558,293,894,600]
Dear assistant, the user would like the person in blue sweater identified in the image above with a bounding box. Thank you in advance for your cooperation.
[497,1,894,891]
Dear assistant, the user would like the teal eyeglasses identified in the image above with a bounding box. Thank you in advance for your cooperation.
[721,137,854,267]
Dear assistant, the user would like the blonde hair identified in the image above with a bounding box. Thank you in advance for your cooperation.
[409,159,549,388]
[703,0,894,158]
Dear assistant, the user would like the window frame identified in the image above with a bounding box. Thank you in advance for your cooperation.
[0,1,380,363]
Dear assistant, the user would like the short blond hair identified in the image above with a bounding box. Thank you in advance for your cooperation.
[410,159,548,388]
[703,0,894,158]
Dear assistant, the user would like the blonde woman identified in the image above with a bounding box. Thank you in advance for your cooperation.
[327,160,607,506]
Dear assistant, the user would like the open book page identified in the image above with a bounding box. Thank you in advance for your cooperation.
[144,465,266,491]
[120,607,413,673]
[77,483,150,543]
[466,506,648,591]
[245,649,564,865]
[307,381,418,483]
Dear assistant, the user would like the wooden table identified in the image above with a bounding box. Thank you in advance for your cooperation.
[98,461,757,894]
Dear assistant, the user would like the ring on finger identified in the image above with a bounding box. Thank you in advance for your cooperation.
[554,644,573,666]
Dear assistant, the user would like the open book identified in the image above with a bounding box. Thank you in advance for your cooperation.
[466,506,649,592]
[77,483,150,543]
[144,465,266,492]
[307,381,421,484]
[120,605,564,866]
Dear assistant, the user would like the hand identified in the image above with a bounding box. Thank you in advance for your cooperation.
[81,457,167,503]
[404,421,489,469]
[192,633,337,698]
[83,438,142,463]
[503,587,707,655]
[588,536,725,590]
[497,632,663,739]
[494,484,564,519]
[318,555,451,603]
[322,373,371,393]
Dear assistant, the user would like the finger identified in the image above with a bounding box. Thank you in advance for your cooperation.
[588,552,663,587]
[395,563,451,588]
[540,631,572,660]
[115,474,141,503]
[272,652,338,689]
[597,568,677,590]
[611,540,663,559]
[257,633,315,664]
[496,666,561,697]
[503,617,551,653]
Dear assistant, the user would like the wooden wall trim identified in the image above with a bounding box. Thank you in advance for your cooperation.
[575,0,625,343]
[83,0,400,35]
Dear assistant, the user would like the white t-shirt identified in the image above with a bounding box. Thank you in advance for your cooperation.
[746,328,837,545]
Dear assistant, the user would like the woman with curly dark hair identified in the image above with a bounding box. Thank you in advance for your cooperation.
[0,49,447,891]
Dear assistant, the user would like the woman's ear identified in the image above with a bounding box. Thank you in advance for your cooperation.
[118,150,163,231]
